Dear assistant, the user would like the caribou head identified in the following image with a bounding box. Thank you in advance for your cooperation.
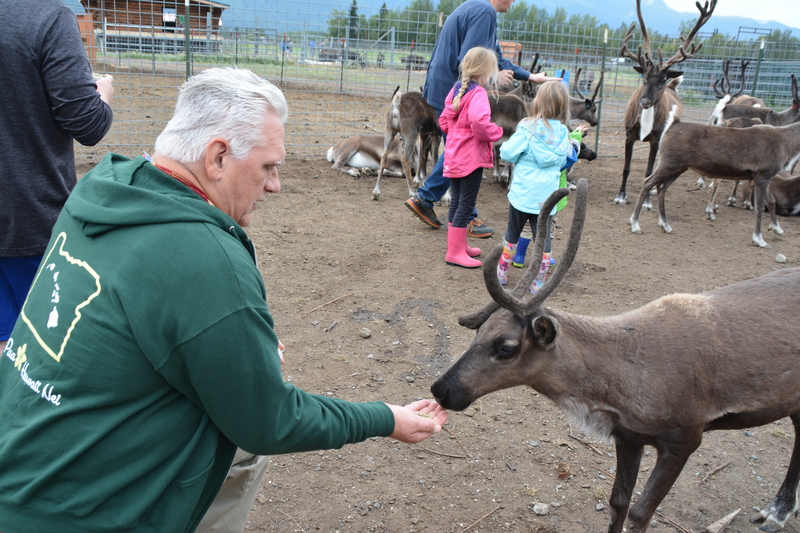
[620,0,716,109]
[572,68,604,126]
[431,180,588,411]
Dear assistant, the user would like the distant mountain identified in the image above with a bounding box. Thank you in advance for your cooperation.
[63,0,800,39]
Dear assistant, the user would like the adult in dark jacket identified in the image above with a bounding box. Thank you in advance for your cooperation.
[0,67,447,533]
[404,0,558,237]
[0,0,114,353]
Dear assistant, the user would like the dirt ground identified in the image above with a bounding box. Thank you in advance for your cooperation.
[240,154,800,533]
[85,68,800,533]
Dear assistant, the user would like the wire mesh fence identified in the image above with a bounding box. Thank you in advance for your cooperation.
[72,0,800,168]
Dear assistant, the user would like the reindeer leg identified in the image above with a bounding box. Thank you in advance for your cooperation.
[766,186,783,236]
[624,432,703,533]
[752,178,771,248]
[402,134,419,197]
[615,136,635,205]
[630,173,659,234]
[727,180,740,207]
[372,133,396,201]
[656,174,682,234]
[750,413,800,532]
[642,138,660,212]
[706,178,721,220]
[607,438,644,533]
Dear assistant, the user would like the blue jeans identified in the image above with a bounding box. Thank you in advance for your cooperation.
[0,255,43,340]
[414,127,479,220]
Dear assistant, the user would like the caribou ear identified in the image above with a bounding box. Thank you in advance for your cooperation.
[666,70,683,78]
[633,65,644,74]
[531,315,557,346]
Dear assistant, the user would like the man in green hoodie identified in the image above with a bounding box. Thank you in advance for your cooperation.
[0,68,447,533]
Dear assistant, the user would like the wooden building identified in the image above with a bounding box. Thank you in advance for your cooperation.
[79,0,229,53]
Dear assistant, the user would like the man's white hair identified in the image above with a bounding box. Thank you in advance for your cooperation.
[154,67,288,163]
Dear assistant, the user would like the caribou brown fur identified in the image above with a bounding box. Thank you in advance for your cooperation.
[614,0,716,206]
[630,111,800,247]
[571,67,603,126]
[327,135,408,178]
[740,170,800,216]
[372,87,441,200]
[488,92,531,187]
[712,74,800,127]
[431,180,800,533]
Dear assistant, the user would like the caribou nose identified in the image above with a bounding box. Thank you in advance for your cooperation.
[640,97,654,109]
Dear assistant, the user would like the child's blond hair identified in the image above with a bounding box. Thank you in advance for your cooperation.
[451,47,498,112]
[525,80,570,139]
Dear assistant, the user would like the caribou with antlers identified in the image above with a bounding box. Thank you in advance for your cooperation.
[571,67,604,126]
[613,0,717,205]
[432,180,800,533]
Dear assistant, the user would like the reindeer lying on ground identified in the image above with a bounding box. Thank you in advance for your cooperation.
[372,87,440,200]
[432,180,800,533]
[327,135,410,178]
[614,0,716,205]
[630,108,800,247]
[739,170,800,216]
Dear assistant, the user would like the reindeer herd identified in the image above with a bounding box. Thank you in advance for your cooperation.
[323,1,800,531]
[327,0,800,250]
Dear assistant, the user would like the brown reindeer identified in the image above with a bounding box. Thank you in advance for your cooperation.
[487,92,530,187]
[740,170,800,216]
[327,135,409,178]
[571,67,603,126]
[372,87,441,200]
[630,109,800,247]
[432,180,800,533]
[614,0,717,205]
[712,74,800,127]
[711,59,765,111]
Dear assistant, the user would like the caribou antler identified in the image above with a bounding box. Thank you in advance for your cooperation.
[663,0,717,68]
[592,70,604,103]
[574,68,586,99]
[458,179,589,328]
[530,52,541,74]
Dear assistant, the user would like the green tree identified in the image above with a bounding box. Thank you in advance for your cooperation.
[348,0,359,40]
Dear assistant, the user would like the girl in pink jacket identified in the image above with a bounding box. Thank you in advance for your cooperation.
[440,47,504,268]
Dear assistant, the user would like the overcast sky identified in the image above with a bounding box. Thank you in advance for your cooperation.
[662,0,800,31]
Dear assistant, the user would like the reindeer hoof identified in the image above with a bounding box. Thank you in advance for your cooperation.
[769,224,784,235]
[706,210,716,221]
[758,520,785,533]
[753,236,771,248]
[612,195,628,205]
[371,190,381,201]
[659,223,673,234]
[631,224,643,235]
[348,169,360,177]
[727,197,737,207]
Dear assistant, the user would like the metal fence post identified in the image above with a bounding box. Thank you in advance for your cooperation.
[595,28,607,154]
[185,0,191,80]
[752,39,766,97]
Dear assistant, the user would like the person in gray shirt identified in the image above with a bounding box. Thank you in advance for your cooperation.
[0,0,114,354]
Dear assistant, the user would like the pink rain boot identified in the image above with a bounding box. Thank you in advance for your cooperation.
[497,239,516,285]
[445,226,481,268]
[450,222,481,257]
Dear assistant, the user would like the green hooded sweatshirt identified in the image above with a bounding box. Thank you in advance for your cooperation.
[0,154,394,533]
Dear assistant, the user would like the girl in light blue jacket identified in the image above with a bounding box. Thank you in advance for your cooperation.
[497,81,585,293]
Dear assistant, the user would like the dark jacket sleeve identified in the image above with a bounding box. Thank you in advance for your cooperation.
[41,9,113,146]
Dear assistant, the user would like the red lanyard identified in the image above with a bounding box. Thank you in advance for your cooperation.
[154,164,213,205]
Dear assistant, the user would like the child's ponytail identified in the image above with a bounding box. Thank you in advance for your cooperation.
[452,47,499,112]
[451,72,471,112]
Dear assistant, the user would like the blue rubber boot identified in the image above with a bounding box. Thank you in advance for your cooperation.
[512,237,530,268]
